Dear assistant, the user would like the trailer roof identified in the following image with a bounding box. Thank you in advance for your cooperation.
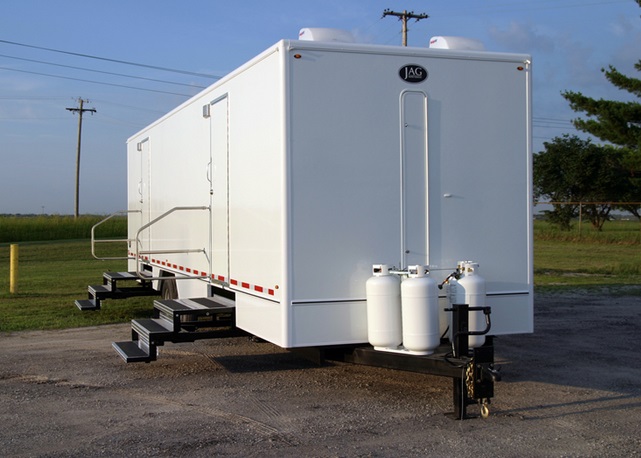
[128,39,531,143]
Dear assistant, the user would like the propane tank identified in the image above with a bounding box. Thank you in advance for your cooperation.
[401,265,440,354]
[449,261,487,348]
[366,264,402,349]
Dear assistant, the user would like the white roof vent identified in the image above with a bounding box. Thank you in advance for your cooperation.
[298,28,355,43]
[429,36,485,51]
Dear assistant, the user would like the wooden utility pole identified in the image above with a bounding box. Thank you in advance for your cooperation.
[382,9,429,46]
[66,98,96,218]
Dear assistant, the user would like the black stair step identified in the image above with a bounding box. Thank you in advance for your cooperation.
[87,282,159,301]
[154,297,235,315]
[104,271,148,282]
[112,341,154,363]
[75,299,98,311]
[132,318,174,342]
[88,284,111,296]
[154,297,235,329]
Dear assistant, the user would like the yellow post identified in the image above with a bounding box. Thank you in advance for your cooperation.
[10,244,18,294]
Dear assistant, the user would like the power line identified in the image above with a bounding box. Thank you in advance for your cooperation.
[0,38,220,79]
[0,53,207,89]
[0,66,194,97]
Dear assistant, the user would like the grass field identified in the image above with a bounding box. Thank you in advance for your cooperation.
[533,219,641,287]
[0,240,152,332]
[0,214,127,243]
[1,216,640,332]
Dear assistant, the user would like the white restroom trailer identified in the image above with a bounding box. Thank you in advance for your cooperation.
[125,37,533,351]
[70,34,537,418]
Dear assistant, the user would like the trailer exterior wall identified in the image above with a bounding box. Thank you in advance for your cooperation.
[127,40,533,349]
[285,42,532,345]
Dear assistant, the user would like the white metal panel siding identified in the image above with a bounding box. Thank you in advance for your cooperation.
[423,56,532,334]
[287,45,532,341]
[289,50,402,303]
[146,98,211,285]
[425,59,530,282]
[224,49,286,344]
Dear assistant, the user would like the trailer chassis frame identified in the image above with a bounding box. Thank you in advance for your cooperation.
[294,304,500,419]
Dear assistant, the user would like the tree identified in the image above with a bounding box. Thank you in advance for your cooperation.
[561,0,641,218]
[534,135,627,230]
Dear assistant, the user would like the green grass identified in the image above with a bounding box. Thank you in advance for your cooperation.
[533,219,641,287]
[0,214,127,243]
[1,217,641,332]
[0,240,152,332]
[534,218,641,244]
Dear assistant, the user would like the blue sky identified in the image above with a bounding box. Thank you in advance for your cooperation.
[1,0,639,214]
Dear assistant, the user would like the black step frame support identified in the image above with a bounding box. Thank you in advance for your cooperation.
[75,271,160,310]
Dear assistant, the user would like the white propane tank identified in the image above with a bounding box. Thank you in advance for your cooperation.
[449,261,487,348]
[401,265,440,354]
[366,264,402,349]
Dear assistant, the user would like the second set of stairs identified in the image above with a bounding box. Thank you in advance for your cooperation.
[112,296,248,363]
[75,271,159,311]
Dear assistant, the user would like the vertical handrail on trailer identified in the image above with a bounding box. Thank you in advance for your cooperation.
[134,206,210,280]
[91,210,141,260]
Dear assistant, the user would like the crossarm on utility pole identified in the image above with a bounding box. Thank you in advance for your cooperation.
[382,9,429,46]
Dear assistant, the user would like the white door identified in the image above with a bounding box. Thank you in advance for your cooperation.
[209,95,230,283]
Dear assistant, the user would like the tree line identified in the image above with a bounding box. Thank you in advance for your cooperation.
[534,0,641,230]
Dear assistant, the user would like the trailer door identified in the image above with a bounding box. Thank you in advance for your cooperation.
[400,90,428,268]
[209,94,230,283]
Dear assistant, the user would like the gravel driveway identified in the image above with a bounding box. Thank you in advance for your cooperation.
[1,290,640,457]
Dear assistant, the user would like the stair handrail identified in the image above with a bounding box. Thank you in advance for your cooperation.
[134,205,210,280]
[91,210,142,260]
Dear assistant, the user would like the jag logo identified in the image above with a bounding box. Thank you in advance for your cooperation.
[399,64,428,83]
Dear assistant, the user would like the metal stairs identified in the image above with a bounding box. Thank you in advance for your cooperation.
[75,271,159,310]
[112,297,247,363]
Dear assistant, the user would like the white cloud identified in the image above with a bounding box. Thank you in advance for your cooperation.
[488,21,555,53]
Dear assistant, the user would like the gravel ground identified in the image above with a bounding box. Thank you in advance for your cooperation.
[1,290,641,457]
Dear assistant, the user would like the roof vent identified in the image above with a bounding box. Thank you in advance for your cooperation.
[298,28,355,43]
[429,36,485,51]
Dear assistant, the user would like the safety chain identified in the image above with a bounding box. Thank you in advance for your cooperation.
[465,361,475,399]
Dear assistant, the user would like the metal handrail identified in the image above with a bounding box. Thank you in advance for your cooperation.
[91,210,141,260]
[134,205,210,280]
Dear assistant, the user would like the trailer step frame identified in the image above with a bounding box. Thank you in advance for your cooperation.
[74,271,159,310]
[113,296,248,363]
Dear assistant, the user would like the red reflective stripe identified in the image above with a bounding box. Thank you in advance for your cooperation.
[231,279,238,285]
[268,289,275,296]
[254,285,264,293]
[241,282,250,289]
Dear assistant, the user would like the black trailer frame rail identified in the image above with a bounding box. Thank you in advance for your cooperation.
[294,303,500,420]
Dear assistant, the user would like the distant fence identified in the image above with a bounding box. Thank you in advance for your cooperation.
[535,201,641,233]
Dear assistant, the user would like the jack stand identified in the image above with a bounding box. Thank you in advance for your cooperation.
[447,303,498,419]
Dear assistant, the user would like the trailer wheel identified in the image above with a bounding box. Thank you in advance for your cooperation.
[160,276,178,300]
